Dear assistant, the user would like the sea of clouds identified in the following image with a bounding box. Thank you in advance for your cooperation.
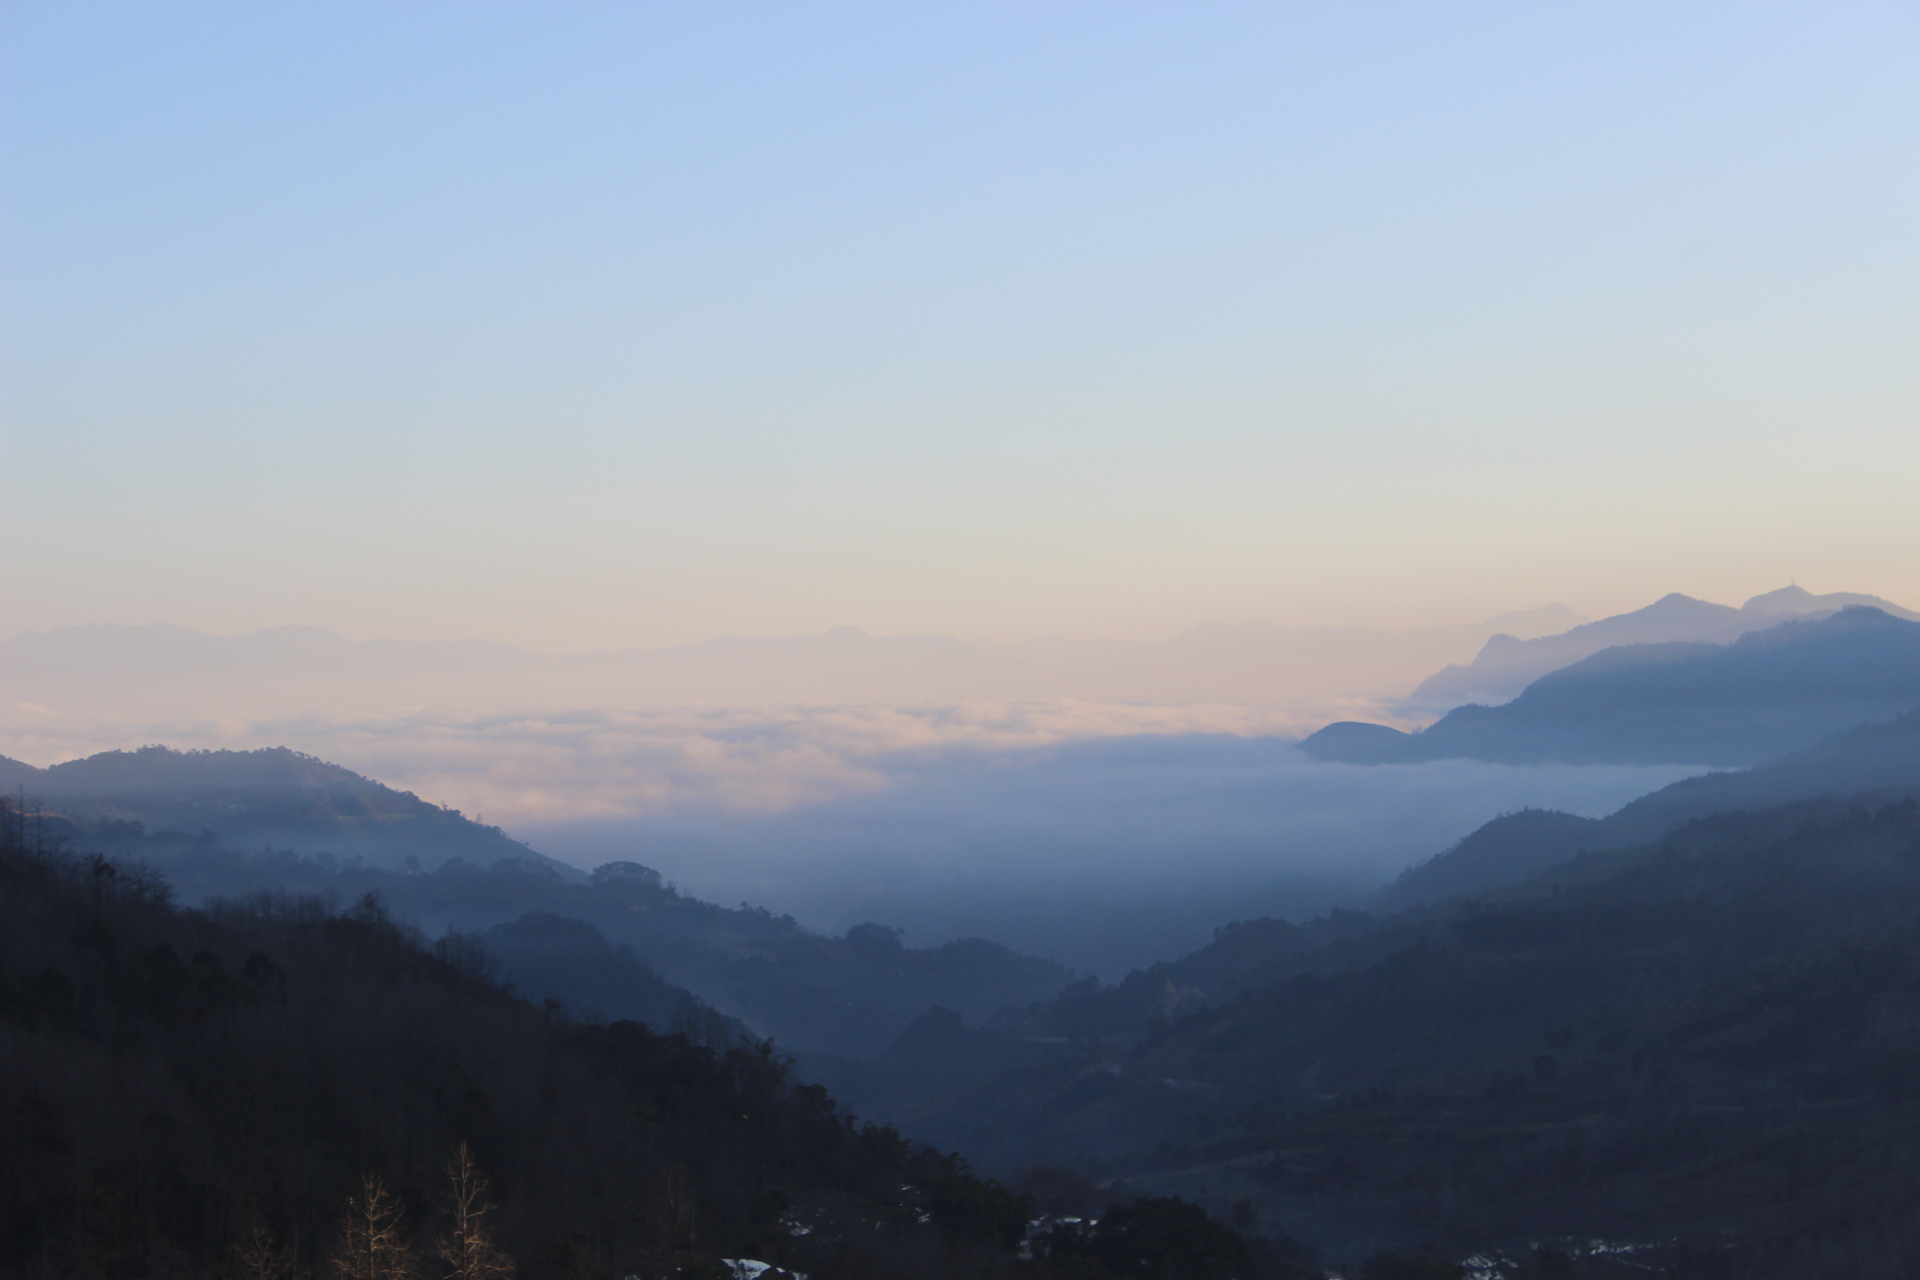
[3,699,1705,974]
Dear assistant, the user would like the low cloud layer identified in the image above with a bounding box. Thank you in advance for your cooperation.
[2,700,1701,975]
[0,698,1390,818]
[516,738,1699,974]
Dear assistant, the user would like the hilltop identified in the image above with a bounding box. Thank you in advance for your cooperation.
[0,745,566,874]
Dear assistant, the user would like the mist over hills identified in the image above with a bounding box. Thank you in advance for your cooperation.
[526,738,1692,975]
[1306,606,1920,767]
[0,811,1121,1280]
[0,745,1076,1056]
[792,700,1920,1271]
[1375,702,1920,909]
[861,791,1920,1272]
[24,599,1920,1273]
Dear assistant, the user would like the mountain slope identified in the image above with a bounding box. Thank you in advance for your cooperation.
[0,745,566,874]
[1307,607,1920,766]
[0,813,1104,1280]
[1374,703,1920,909]
[3,751,1078,1057]
[867,795,1920,1274]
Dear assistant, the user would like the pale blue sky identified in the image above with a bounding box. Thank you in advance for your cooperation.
[5,3,1917,649]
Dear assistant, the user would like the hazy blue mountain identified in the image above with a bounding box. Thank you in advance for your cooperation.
[478,910,751,1039]
[0,813,1075,1280]
[1403,586,1918,710]
[0,745,1076,1056]
[0,744,567,874]
[1305,606,1920,767]
[1373,702,1920,908]
[916,794,1920,1268]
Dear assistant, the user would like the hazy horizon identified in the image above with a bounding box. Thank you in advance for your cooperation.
[6,0,1918,990]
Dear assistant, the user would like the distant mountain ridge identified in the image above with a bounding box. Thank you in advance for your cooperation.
[1,606,1583,715]
[1306,606,1920,766]
[1404,586,1918,710]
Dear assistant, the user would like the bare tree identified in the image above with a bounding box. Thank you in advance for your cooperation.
[655,1165,697,1250]
[331,1174,416,1280]
[439,1144,513,1280]
[234,1225,301,1280]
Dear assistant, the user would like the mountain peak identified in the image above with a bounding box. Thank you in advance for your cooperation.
[1742,585,1819,614]
[1739,586,1919,621]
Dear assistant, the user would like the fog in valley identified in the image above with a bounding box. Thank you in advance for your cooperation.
[11,5,1920,1269]
[514,738,1699,976]
[3,671,1697,975]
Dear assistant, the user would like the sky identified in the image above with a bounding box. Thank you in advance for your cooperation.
[5,2,1918,651]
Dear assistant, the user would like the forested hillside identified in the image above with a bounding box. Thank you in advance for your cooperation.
[0,748,1076,1057]
[0,801,1280,1280]
[828,793,1920,1276]
[1375,704,1920,908]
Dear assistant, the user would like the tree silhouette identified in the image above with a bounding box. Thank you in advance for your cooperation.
[331,1174,415,1280]
[235,1225,301,1280]
[439,1145,513,1280]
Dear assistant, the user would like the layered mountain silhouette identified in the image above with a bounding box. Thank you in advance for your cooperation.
[1402,586,1917,710]
[1374,701,1920,909]
[1305,606,1920,766]
[28,626,1920,1271]
[0,809,1104,1280]
[0,745,1074,1056]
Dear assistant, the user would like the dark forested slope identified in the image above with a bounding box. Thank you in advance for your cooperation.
[0,804,1277,1280]
[853,794,1920,1276]
[0,747,1076,1057]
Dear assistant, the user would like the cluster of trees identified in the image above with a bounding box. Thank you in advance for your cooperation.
[235,1147,511,1280]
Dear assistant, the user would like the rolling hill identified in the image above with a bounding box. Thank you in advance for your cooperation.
[0,745,1075,1057]
[0,744,566,873]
